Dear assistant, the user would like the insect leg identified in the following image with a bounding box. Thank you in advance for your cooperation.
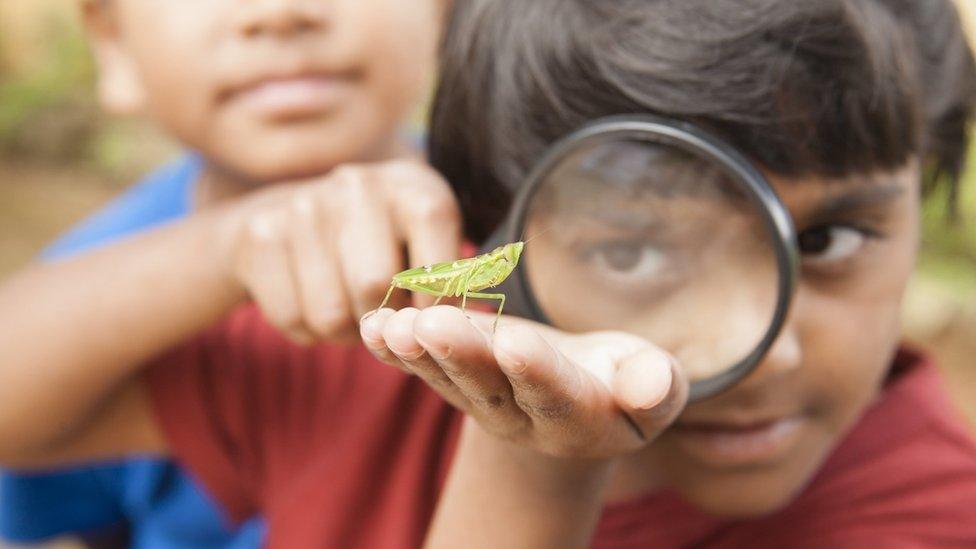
[433,281,453,305]
[396,279,452,308]
[462,292,506,333]
[458,263,486,313]
[377,282,397,310]
[362,282,397,323]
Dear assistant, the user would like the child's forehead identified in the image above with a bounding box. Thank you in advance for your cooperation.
[767,163,918,221]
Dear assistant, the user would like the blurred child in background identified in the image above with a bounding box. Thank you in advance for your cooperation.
[0,0,444,547]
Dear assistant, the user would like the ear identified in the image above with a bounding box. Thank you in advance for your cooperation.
[81,0,147,114]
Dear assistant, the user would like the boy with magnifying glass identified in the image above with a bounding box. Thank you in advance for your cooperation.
[0,0,975,547]
[374,1,976,545]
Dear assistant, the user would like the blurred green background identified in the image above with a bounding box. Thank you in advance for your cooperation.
[0,0,974,430]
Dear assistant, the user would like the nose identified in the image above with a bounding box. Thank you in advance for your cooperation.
[733,292,804,392]
[237,0,330,38]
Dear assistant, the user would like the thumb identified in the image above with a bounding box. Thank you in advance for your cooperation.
[612,346,688,441]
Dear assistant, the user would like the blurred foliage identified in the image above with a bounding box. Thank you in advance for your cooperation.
[0,8,99,163]
[0,4,175,181]
[919,140,976,298]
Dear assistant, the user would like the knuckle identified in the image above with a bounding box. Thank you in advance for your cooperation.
[289,190,317,218]
[381,158,427,179]
[246,212,282,243]
[411,193,460,226]
[270,308,304,335]
[331,165,369,192]
[305,308,351,337]
[330,164,360,182]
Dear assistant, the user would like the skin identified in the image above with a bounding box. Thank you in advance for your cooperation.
[81,0,449,341]
[360,162,921,546]
[85,0,442,183]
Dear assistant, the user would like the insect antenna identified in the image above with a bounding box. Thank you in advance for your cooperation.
[520,224,555,247]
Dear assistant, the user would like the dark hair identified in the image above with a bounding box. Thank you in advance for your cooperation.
[428,0,976,243]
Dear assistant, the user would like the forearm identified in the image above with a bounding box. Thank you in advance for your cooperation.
[425,419,613,549]
[0,212,244,461]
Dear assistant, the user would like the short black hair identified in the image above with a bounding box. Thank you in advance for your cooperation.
[429,0,976,243]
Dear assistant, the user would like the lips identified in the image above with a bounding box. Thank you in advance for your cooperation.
[668,415,804,467]
[220,68,362,120]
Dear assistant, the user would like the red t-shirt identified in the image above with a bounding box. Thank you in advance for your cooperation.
[149,305,976,548]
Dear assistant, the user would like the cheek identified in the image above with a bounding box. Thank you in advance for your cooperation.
[116,2,218,141]
[358,3,440,117]
[803,202,919,425]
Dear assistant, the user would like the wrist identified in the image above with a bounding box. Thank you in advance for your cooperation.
[458,417,614,497]
[203,204,252,305]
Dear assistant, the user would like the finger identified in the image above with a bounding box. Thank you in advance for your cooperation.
[359,308,410,373]
[412,307,526,429]
[288,192,357,342]
[491,324,588,428]
[613,350,688,441]
[386,162,463,309]
[333,169,407,319]
[381,307,471,411]
[241,212,316,345]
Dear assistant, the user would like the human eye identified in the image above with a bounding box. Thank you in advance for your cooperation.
[798,224,882,267]
[577,239,668,282]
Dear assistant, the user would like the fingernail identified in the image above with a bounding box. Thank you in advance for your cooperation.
[617,350,674,410]
[359,315,382,346]
[415,334,451,361]
[293,194,314,216]
[495,346,527,375]
[388,343,427,361]
[634,359,673,410]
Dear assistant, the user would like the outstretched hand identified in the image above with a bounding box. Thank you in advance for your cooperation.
[360,306,688,459]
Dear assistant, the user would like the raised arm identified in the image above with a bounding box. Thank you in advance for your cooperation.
[0,159,461,470]
[0,211,243,468]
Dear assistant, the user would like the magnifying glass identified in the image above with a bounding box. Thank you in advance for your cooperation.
[481,115,799,402]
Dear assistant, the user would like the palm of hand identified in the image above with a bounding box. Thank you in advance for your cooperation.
[360,306,687,459]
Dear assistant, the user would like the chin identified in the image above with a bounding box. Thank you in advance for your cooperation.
[218,145,362,184]
[666,461,817,518]
[204,118,396,184]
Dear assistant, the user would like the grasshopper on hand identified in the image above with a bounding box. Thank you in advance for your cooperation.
[372,241,525,332]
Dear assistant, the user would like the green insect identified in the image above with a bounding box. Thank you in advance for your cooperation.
[374,241,525,332]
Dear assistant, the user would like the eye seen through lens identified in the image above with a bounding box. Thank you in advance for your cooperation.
[519,139,782,381]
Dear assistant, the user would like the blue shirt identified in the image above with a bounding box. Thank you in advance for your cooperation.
[0,156,265,548]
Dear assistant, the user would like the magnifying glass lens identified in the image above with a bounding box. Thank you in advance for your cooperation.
[521,139,781,382]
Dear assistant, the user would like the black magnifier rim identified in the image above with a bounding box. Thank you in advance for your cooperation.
[503,114,799,402]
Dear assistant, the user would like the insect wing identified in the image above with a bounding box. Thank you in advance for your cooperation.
[393,257,475,282]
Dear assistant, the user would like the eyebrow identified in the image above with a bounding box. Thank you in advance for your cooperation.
[807,183,906,221]
[570,207,660,232]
